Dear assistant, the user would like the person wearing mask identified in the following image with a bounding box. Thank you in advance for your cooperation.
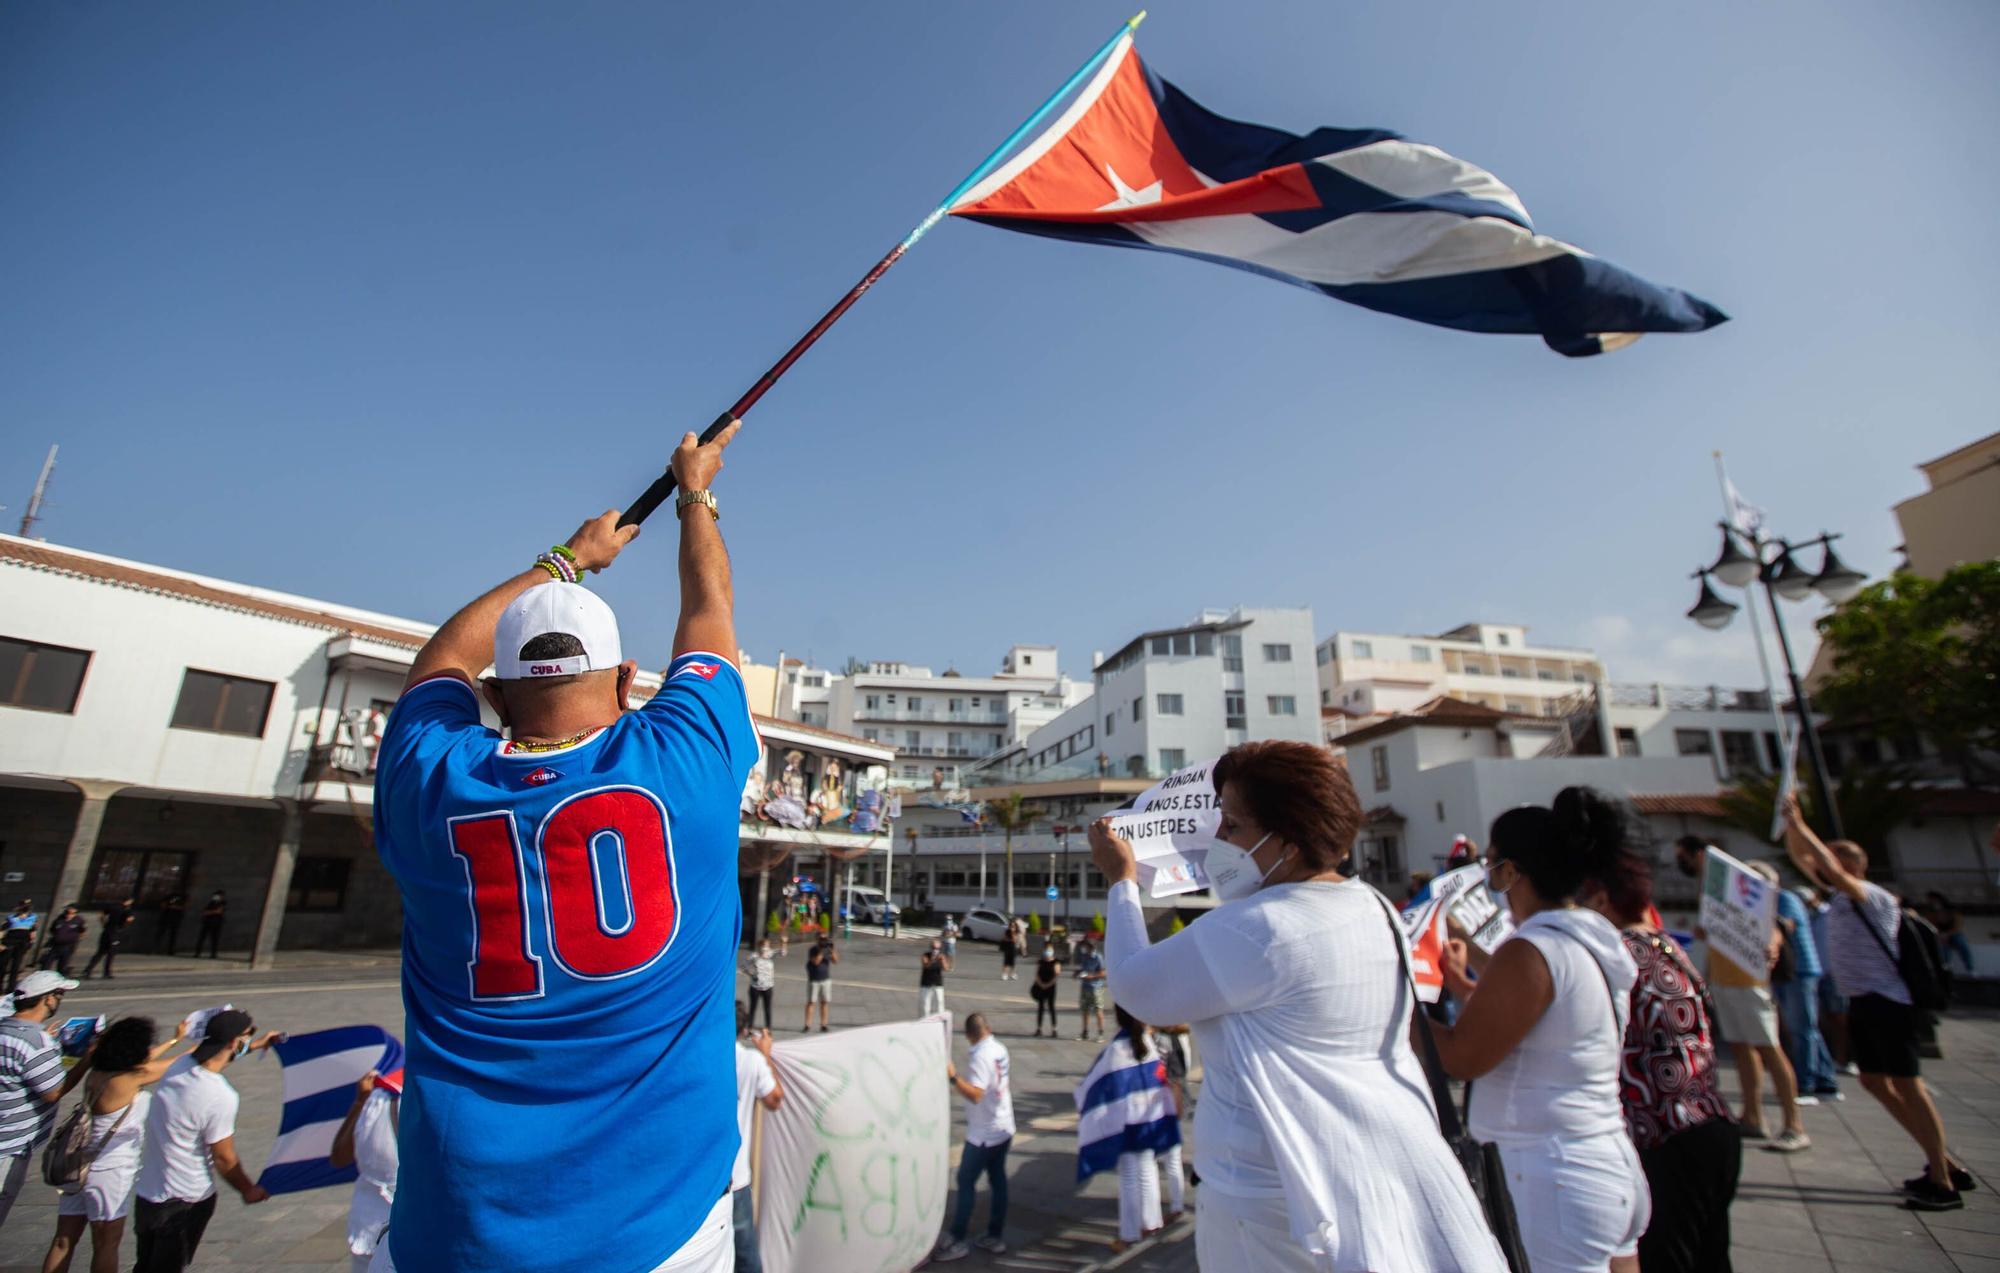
[1429,787,1647,1273]
[0,971,93,1225]
[132,1010,280,1272]
[932,1013,1013,1262]
[40,1016,195,1273]
[1580,837,1741,1273]
[327,1069,400,1273]
[730,1008,782,1273]
[1075,1006,1183,1252]
[744,940,777,1032]
[152,895,187,958]
[4,901,39,990]
[804,933,838,1033]
[1030,943,1061,1037]
[1074,936,1108,1042]
[1089,741,1504,1272]
[919,940,951,1018]
[41,908,87,978]
[193,892,226,959]
[82,900,135,981]
[1672,838,1809,1150]
[998,919,1020,981]
[1754,862,1840,1103]
[1782,800,1967,1211]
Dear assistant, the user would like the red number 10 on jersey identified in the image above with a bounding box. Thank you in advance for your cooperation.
[447,786,679,1000]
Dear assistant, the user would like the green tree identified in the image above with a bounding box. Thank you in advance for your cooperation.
[1815,562,2000,787]
[983,792,1040,913]
[1718,764,1920,859]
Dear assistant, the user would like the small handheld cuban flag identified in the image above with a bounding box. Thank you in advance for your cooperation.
[258,1025,404,1195]
[1073,1031,1181,1182]
[950,31,1725,357]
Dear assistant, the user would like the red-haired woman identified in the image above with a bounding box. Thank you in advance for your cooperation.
[1089,741,1504,1272]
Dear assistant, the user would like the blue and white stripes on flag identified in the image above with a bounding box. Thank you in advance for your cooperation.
[1073,1032,1181,1182]
[258,1026,403,1196]
[950,33,1726,357]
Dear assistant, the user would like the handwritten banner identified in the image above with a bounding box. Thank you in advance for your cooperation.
[1699,846,1776,984]
[1107,759,1221,898]
[755,1019,952,1273]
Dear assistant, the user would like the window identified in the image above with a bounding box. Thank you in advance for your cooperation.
[1320,689,1331,706]
[1500,668,1520,679]
[908,696,923,711]
[1673,729,1714,757]
[1105,712,1115,737]
[170,670,274,737]
[1411,646,1431,663]
[947,732,964,751]
[87,848,191,907]
[1267,695,1297,715]
[905,730,921,748]
[1159,748,1186,771]
[902,766,919,779]
[1262,643,1292,662]
[1225,691,1246,728]
[1151,637,1170,656]
[1156,693,1184,715]
[1720,730,1761,775]
[948,698,963,713]
[286,856,352,913]
[1497,633,1511,647]
[1195,633,1214,656]
[1536,670,1554,681]
[1351,639,1373,658]
[1371,746,1390,792]
[1221,634,1243,672]
[1571,673,1588,684]
[1463,663,1483,676]
[1504,699,1527,713]
[1316,645,1331,665]
[0,637,91,713]
[862,729,878,742]
[1132,696,1144,721]
[864,695,880,711]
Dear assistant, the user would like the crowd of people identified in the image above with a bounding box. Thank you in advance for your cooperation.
[0,890,234,993]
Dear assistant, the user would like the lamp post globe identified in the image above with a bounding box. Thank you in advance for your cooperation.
[1708,526,1761,589]
[1687,576,1739,630]
[1811,542,1869,604]
[1766,546,1818,602]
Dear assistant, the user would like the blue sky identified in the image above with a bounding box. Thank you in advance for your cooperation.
[4,2,1995,689]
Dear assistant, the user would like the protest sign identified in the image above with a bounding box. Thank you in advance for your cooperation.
[58,1015,104,1059]
[1698,846,1776,983]
[1446,874,1514,955]
[1399,898,1447,1003]
[755,1018,952,1273]
[182,1003,233,1042]
[1106,759,1221,898]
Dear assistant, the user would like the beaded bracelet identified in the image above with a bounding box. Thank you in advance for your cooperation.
[534,559,564,583]
[534,551,577,584]
[549,544,579,568]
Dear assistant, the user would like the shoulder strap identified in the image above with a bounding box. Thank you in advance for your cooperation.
[1845,890,1900,965]
[85,1099,134,1159]
[1369,892,1468,1142]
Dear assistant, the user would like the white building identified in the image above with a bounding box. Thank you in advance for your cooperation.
[0,533,895,963]
[1316,623,1607,718]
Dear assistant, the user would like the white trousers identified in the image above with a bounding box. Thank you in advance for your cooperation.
[1496,1131,1651,1273]
[368,1192,734,1272]
[920,986,946,1018]
[1160,1142,1185,1213]
[1193,1187,1319,1273]
[1117,1150,1163,1242]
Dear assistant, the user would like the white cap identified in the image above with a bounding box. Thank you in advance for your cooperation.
[492,583,624,680]
[14,970,79,998]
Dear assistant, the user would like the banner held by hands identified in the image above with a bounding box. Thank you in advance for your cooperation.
[620,13,1148,528]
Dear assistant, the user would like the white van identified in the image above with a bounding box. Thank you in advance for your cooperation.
[845,886,901,924]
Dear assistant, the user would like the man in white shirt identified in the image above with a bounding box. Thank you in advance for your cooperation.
[133,1009,279,1272]
[933,1013,1013,1262]
[329,1068,401,1273]
[733,1007,784,1273]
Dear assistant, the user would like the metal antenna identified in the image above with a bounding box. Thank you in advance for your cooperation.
[18,445,57,538]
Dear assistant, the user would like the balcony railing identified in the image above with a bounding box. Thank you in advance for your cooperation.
[1605,683,1794,713]
[854,708,1010,724]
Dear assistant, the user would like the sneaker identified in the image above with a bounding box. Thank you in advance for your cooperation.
[1903,1165,1977,1194]
[973,1235,1007,1253]
[1810,1088,1845,1102]
[1794,1094,1820,1107]
[1838,1061,1860,1075]
[1766,1129,1812,1154]
[930,1239,971,1262]
[1904,1178,1965,1212]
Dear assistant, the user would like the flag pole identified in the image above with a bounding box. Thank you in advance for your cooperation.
[1712,450,1796,787]
[621,12,1147,527]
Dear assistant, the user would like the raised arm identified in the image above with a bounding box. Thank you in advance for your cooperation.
[405,513,641,690]
[328,1072,377,1170]
[1781,796,1866,901]
[668,420,742,663]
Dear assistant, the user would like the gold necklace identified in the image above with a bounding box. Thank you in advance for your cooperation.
[505,725,603,754]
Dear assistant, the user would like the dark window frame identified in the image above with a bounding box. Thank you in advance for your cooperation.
[286,856,353,913]
[0,636,93,714]
[170,668,276,738]
[86,847,195,908]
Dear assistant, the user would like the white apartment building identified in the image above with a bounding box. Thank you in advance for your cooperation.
[1316,622,1607,718]
[982,607,1323,785]
[0,533,894,962]
[770,646,1089,791]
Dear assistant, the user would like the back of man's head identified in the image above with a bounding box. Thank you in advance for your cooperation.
[1829,838,1869,874]
[964,1012,988,1042]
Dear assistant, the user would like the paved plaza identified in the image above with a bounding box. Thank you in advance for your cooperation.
[2,931,1999,1271]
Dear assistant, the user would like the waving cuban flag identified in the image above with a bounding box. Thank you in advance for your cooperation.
[259,1025,404,1195]
[950,33,1725,357]
[1073,1032,1181,1182]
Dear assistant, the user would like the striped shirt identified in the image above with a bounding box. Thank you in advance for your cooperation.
[0,1019,65,1155]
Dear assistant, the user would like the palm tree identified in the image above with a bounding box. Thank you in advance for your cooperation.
[984,791,1040,914]
[1718,763,1920,862]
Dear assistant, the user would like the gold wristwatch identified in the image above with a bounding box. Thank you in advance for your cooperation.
[676,489,718,520]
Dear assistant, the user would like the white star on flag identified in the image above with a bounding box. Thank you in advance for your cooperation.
[1097,164,1163,211]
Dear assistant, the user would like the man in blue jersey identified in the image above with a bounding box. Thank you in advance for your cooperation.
[375,421,760,1273]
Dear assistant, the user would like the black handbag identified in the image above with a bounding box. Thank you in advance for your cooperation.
[1374,896,1533,1273]
[1849,893,1951,1012]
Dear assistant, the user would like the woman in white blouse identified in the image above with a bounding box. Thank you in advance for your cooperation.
[1089,740,1504,1272]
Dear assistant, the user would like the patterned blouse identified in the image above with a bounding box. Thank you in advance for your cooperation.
[1617,927,1733,1150]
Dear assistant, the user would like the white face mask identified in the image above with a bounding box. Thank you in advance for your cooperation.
[1486,862,1515,905]
[1207,831,1285,902]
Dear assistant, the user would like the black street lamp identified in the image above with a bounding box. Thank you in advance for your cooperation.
[1687,524,1864,840]
[1056,825,1072,932]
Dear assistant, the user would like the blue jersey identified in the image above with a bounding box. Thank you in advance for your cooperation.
[375,652,759,1273]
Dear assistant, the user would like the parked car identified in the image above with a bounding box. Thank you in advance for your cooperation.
[957,908,1015,942]
[845,886,901,924]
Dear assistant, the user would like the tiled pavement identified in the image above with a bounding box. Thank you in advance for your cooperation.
[1,937,1996,1270]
